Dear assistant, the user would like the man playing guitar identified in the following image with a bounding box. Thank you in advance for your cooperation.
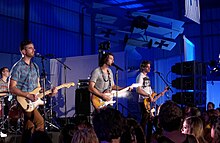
[89,52,132,111]
[136,60,168,142]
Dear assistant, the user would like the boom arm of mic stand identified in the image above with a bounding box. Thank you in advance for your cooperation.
[54,58,71,125]
[156,72,173,93]
[54,58,71,70]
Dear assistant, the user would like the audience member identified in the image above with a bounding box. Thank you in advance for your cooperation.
[207,102,215,111]
[92,108,126,143]
[71,126,99,143]
[181,116,207,143]
[120,118,146,143]
[210,117,220,143]
[156,100,197,143]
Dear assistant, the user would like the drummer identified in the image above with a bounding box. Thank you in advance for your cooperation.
[0,67,11,116]
[0,67,10,137]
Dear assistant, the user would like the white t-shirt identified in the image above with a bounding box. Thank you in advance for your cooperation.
[136,72,153,102]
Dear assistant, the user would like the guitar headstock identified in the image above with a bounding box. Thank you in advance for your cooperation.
[64,82,75,88]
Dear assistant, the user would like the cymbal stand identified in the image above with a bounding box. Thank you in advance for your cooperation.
[0,97,8,137]
[0,98,7,129]
[45,97,60,131]
[42,76,60,131]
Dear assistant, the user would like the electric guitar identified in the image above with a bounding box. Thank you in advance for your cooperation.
[144,87,168,115]
[17,82,75,112]
[91,83,141,110]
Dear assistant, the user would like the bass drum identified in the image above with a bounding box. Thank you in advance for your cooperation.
[8,102,23,130]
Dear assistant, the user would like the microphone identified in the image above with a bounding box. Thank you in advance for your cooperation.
[45,54,54,58]
[35,53,54,59]
[112,63,124,71]
[35,53,44,58]
[154,70,161,74]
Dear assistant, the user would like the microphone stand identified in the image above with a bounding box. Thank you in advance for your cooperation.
[115,68,119,110]
[54,58,71,125]
[39,56,47,131]
[155,72,173,93]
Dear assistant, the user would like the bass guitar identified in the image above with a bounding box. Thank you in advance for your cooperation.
[91,83,141,110]
[17,82,75,112]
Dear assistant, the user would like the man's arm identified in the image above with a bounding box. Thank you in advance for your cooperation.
[136,86,153,102]
[88,81,111,101]
[112,85,123,91]
[152,87,168,102]
[9,79,37,101]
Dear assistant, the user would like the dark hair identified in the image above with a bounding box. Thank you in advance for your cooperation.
[207,102,215,109]
[140,60,151,71]
[92,108,125,142]
[99,52,114,67]
[0,67,8,77]
[120,118,146,143]
[19,40,33,51]
[159,100,183,132]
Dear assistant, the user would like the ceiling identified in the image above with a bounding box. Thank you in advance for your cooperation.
[81,0,185,52]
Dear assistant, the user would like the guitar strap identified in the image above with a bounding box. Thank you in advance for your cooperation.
[100,67,111,92]
[107,69,111,91]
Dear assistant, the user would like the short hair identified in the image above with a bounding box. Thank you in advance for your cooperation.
[92,108,125,142]
[0,67,8,77]
[140,60,151,71]
[99,52,114,67]
[19,40,33,51]
[159,100,183,132]
[208,102,215,109]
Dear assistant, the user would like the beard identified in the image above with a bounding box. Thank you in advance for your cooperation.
[26,52,35,58]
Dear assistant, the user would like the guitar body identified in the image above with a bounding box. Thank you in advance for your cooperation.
[17,87,44,112]
[91,83,141,110]
[16,82,75,112]
[143,87,168,115]
[91,91,116,110]
[144,92,157,113]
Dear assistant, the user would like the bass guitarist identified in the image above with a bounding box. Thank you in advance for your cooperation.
[89,52,128,111]
[9,40,57,143]
[136,60,167,142]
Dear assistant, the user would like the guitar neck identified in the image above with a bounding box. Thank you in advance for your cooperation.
[44,84,71,96]
[118,87,130,94]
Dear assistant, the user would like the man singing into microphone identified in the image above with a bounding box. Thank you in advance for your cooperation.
[89,52,124,111]
[9,40,57,143]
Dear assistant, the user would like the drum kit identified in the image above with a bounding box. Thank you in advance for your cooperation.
[0,93,23,137]
[0,93,60,137]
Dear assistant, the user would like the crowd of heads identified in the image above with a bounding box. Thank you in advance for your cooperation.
[57,101,220,143]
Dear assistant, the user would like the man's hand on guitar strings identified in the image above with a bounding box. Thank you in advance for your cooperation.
[49,87,58,96]
[102,93,112,101]
[26,94,38,102]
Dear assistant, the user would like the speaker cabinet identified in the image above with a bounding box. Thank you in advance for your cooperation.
[171,76,206,90]
[75,88,91,115]
[171,61,206,75]
[172,92,206,106]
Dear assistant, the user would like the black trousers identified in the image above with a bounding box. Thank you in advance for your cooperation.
[139,102,152,142]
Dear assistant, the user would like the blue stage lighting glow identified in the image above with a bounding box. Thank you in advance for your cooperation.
[120,3,143,9]
[111,0,136,4]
